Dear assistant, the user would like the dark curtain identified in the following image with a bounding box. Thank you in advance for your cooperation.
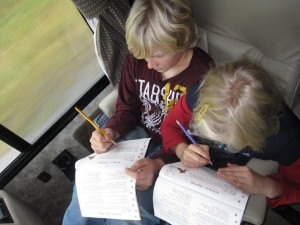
[71,0,131,86]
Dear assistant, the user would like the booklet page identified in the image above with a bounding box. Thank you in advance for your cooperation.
[153,162,249,225]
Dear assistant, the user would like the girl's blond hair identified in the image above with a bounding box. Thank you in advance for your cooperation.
[125,0,198,59]
[190,59,284,152]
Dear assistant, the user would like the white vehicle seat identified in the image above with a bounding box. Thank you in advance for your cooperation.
[99,0,300,117]
[0,190,45,225]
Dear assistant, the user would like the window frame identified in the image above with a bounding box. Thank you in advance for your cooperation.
[0,8,110,188]
[0,75,109,188]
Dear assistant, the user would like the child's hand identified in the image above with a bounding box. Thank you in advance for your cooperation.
[125,158,165,190]
[175,143,211,168]
[217,163,281,198]
[90,128,119,154]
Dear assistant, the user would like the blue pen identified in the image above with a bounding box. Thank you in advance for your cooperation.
[176,120,213,165]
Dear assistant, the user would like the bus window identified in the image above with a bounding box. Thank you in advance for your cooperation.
[0,0,104,173]
[0,142,20,173]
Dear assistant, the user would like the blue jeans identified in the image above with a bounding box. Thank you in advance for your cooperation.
[62,127,162,225]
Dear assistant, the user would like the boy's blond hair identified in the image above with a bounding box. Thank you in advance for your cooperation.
[125,0,198,59]
[190,59,284,152]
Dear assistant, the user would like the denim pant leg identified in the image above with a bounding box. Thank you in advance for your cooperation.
[116,126,149,142]
[62,185,106,225]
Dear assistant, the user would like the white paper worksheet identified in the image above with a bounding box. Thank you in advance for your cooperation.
[75,138,151,220]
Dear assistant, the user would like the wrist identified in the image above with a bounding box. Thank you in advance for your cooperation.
[106,128,120,140]
[264,177,282,199]
[173,143,188,160]
[152,158,165,178]
[153,158,165,168]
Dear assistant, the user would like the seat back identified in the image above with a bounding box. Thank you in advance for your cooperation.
[190,0,300,110]
[188,1,300,224]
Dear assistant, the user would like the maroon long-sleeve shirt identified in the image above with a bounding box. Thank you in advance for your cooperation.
[105,47,214,144]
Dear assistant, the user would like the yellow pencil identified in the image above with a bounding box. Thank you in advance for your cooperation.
[75,107,116,145]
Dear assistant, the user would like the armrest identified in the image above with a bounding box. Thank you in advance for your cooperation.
[242,159,279,225]
[0,190,45,225]
[98,87,118,117]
